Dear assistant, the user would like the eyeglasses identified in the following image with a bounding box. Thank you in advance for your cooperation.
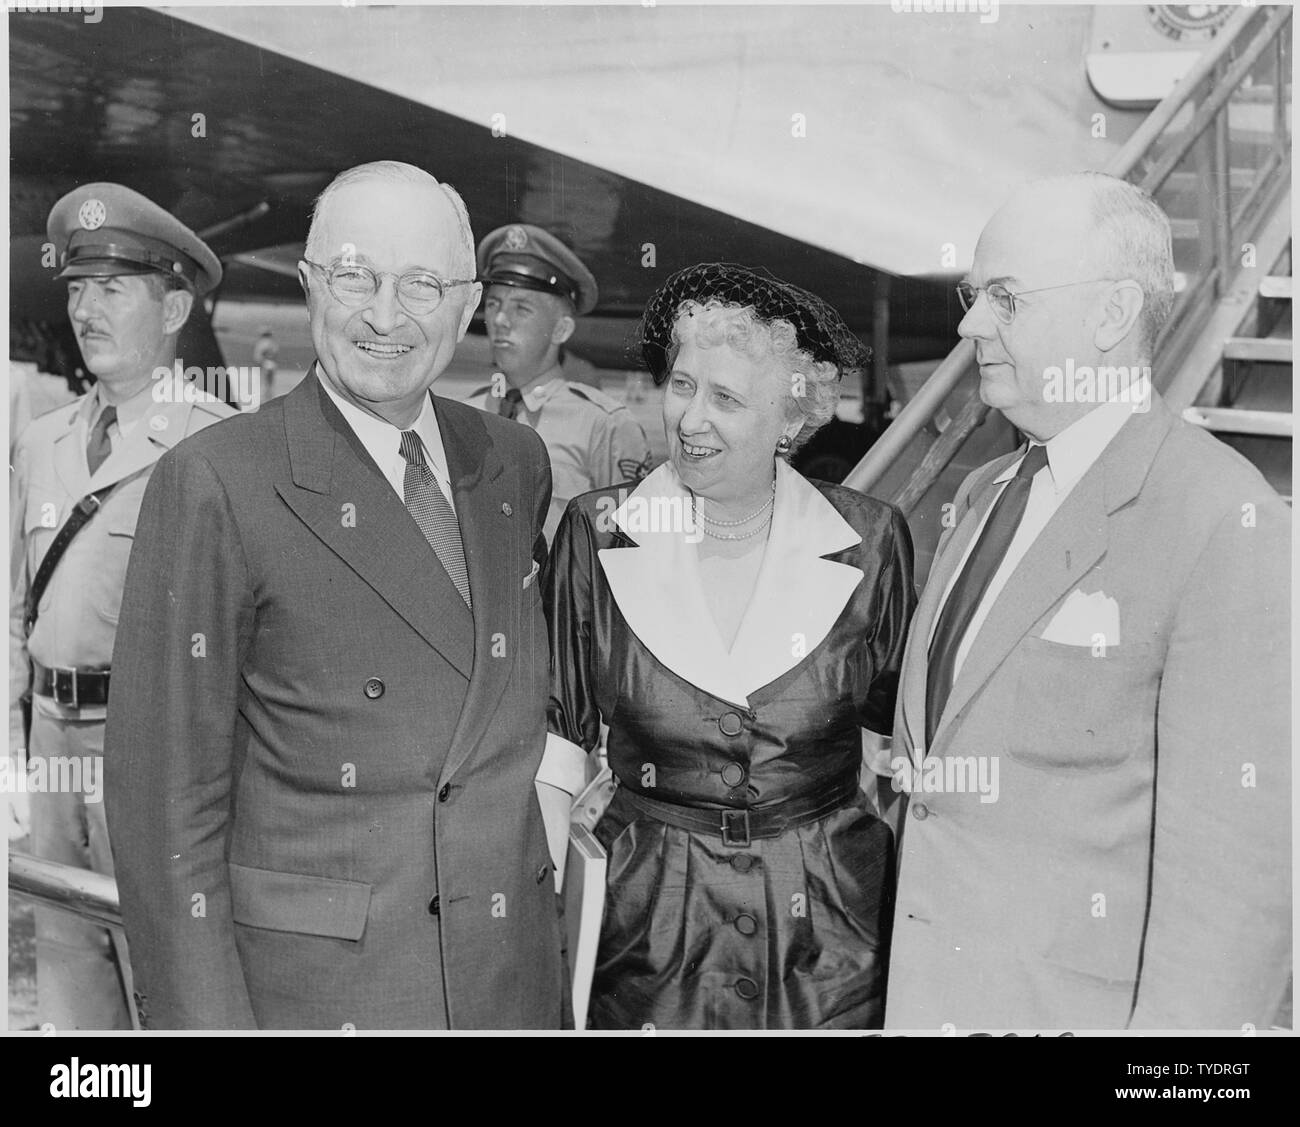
[956,278,1117,324]
[304,259,477,316]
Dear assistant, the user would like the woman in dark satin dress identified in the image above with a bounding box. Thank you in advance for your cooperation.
[543,263,915,1029]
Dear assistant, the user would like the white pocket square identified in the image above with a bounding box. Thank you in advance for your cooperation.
[522,560,540,590]
[1041,588,1121,648]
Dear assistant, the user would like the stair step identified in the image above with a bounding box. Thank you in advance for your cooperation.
[1223,337,1293,364]
[1183,406,1293,438]
[1260,276,1293,301]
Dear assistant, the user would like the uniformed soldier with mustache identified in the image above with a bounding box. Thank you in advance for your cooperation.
[9,183,233,1029]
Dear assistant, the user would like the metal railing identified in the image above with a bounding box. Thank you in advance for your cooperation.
[8,849,123,930]
[844,2,1292,509]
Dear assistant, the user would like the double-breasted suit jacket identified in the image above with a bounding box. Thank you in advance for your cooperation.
[885,393,1291,1030]
[104,372,564,1029]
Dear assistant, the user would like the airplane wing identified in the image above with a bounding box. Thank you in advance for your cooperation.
[9,4,1154,372]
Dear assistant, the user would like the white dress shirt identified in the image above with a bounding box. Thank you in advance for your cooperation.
[931,398,1137,679]
[317,369,456,513]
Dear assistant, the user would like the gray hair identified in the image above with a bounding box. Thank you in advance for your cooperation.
[670,299,841,454]
[1043,171,1175,358]
[304,160,476,277]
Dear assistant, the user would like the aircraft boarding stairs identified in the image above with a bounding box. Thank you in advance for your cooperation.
[847,3,1292,583]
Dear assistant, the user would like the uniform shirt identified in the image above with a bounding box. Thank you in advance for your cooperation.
[468,365,652,541]
[931,397,1137,680]
[9,378,234,738]
[317,368,455,514]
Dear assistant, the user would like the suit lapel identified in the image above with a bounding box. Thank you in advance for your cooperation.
[927,399,1177,757]
[898,455,1014,765]
[275,374,475,679]
[436,397,521,785]
[930,470,1109,756]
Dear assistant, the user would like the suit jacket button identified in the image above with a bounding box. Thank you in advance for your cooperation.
[438,783,452,802]
[363,677,384,699]
[912,802,930,821]
[536,864,549,884]
[734,913,758,936]
[720,761,746,788]
[734,977,759,1001]
[718,712,743,737]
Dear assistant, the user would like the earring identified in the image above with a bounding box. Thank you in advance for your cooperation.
[775,435,792,456]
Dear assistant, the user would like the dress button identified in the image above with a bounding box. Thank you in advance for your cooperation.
[428,895,440,916]
[912,802,930,821]
[734,913,757,936]
[536,864,549,884]
[363,677,385,699]
[718,712,743,737]
[734,977,760,1001]
[438,784,451,802]
[720,762,747,788]
[731,854,756,873]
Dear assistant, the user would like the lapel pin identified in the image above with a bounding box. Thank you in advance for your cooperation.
[502,502,513,517]
[149,415,169,431]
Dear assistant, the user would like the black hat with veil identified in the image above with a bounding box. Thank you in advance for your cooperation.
[635,262,870,384]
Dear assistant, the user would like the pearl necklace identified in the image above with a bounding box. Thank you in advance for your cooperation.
[691,482,776,541]
[692,481,776,527]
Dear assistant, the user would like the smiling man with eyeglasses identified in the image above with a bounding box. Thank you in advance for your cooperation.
[104,160,566,1029]
[884,171,1290,1032]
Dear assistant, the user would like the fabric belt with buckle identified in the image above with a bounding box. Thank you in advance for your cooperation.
[617,773,861,847]
[31,661,111,708]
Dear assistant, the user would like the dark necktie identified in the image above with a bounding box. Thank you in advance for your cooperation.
[499,388,524,420]
[925,442,1049,746]
[399,430,472,608]
[86,405,117,476]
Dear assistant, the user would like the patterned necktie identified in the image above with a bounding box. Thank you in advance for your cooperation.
[86,405,117,476]
[925,442,1049,746]
[399,430,472,608]
[499,388,524,420]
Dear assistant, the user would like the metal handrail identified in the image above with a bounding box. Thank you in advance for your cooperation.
[845,2,1291,505]
[8,849,123,930]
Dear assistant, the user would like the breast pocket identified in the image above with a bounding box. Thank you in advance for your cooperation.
[1006,635,1158,772]
[91,508,141,626]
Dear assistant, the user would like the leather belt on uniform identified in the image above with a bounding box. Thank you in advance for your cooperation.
[31,661,111,708]
[617,773,860,847]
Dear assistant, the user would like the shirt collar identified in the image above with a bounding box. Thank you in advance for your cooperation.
[520,366,565,413]
[83,378,156,433]
[996,398,1138,494]
[316,367,448,480]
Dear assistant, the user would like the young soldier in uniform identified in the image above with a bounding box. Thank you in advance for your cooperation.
[469,224,652,541]
[9,183,234,1029]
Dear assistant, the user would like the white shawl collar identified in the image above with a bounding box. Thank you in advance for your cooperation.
[598,460,863,707]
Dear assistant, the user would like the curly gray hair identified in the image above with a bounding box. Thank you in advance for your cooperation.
[669,298,841,454]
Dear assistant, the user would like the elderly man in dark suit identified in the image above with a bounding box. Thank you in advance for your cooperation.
[104,160,564,1029]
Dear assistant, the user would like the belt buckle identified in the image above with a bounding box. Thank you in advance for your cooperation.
[721,809,751,847]
[52,666,79,708]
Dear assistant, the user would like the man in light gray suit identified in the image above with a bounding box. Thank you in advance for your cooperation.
[885,172,1290,1030]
